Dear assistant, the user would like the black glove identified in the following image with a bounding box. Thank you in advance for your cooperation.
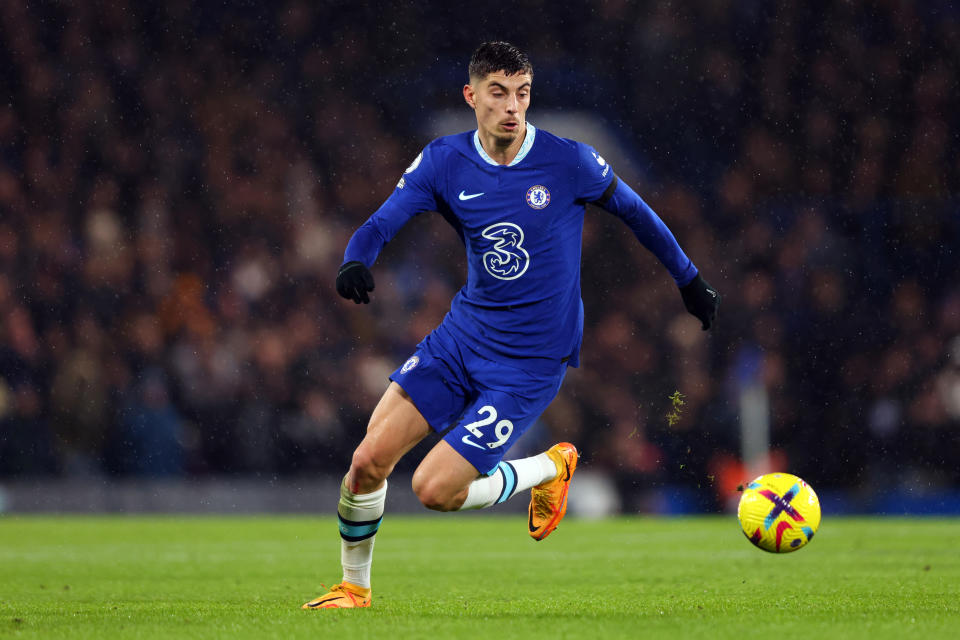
[336,261,375,304]
[680,274,720,330]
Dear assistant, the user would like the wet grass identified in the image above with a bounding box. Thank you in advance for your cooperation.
[1,515,958,639]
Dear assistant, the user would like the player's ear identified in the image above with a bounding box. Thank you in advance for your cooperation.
[463,84,476,109]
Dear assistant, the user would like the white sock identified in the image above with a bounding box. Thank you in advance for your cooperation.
[338,478,387,589]
[459,452,559,510]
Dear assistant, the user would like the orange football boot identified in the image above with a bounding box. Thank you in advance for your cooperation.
[302,582,372,609]
[528,442,578,541]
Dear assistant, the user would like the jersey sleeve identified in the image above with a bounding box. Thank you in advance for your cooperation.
[574,142,616,203]
[342,144,443,266]
[599,178,699,287]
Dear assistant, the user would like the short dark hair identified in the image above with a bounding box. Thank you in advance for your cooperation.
[468,42,533,81]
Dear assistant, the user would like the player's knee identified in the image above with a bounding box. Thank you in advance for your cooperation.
[411,472,457,512]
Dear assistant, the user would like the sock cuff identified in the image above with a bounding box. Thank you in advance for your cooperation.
[338,478,387,542]
[340,477,388,509]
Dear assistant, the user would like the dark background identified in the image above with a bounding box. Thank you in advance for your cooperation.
[1,1,957,512]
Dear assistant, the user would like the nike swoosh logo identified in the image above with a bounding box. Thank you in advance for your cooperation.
[458,190,484,200]
[461,435,486,450]
[307,596,340,607]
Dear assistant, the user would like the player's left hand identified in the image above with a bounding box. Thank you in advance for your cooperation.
[680,274,720,330]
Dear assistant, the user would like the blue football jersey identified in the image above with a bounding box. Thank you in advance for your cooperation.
[344,124,697,373]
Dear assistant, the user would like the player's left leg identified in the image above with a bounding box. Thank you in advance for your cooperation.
[410,440,485,510]
[412,438,578,539]
[412,357,578,539]
[413,437,575,506]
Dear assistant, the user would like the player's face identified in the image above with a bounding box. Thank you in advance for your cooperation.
[464,71,532,146]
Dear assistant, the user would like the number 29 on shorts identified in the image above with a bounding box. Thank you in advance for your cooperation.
[460,405,513,450]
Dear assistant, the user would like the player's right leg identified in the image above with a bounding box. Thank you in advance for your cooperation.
[302,382,431,610]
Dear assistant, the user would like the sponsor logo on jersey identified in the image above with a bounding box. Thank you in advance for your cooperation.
[525,185,550,209]
[481,222,530,280]
[400,355,420,373]
[397,176,406,189]
[458,190,484,200]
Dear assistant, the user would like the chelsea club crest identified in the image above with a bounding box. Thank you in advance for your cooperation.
[400,355,420,373]
[525,184,550,209]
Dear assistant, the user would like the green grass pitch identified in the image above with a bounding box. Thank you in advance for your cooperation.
[1,515,958,639]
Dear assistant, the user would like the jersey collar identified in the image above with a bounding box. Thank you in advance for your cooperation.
[473,123,537,167]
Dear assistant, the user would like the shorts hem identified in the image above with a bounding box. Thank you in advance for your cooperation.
[388,374,448,434]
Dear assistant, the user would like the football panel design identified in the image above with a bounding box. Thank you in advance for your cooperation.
[737,473,821,554]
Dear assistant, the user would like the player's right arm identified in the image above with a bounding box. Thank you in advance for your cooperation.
[336,146,442,304]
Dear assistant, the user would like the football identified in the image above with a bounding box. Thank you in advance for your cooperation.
[737,472,821,553]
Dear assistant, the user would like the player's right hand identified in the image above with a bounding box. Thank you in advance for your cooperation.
[336,261,375,304]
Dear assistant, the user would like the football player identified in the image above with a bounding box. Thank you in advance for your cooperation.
[304,41,720,609]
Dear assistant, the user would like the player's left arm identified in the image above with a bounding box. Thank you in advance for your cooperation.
[576,144,720,330]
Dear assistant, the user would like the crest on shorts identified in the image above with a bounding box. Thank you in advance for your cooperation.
[525,184,550,209]
[401,355,420,373]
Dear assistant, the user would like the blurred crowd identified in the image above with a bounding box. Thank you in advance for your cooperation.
[0,1,958,508]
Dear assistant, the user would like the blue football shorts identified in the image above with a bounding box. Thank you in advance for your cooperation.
[388,322,567,475]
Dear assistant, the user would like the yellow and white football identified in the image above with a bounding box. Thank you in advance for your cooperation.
[738,472,821,553]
